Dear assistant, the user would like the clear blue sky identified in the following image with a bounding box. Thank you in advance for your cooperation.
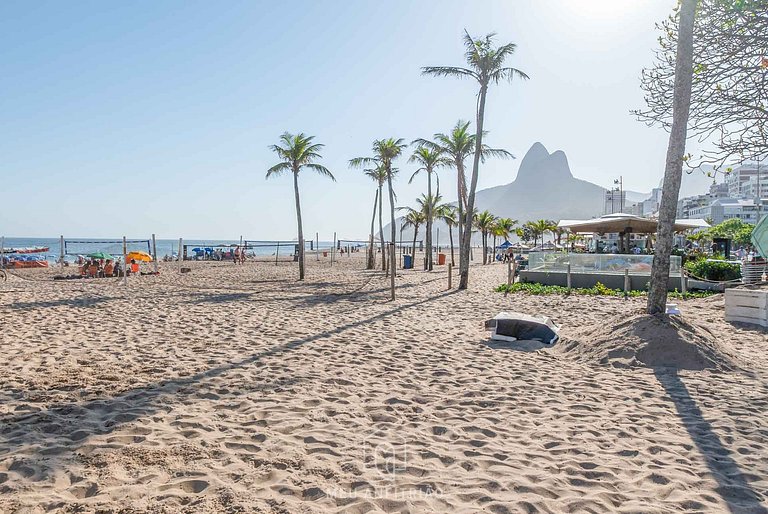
[1,0,681,239]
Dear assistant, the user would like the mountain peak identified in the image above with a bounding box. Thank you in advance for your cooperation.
[515,143,574,183]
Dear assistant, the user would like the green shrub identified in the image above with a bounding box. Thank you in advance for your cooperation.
[495,281,713,299]
[684,258,741,281]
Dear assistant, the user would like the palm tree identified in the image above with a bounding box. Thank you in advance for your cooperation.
[526,219,555,248]
[473,210,497,264]
[409,146,448,271]
[351,138,407,299]
[400,207,427,263]
[424,31,528,289]
[435,203,458,266]
[494,217,517,243]
[414,120,512,265]
[362,164,389,270]
[267,132,334,280]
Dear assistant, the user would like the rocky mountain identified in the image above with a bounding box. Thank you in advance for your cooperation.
[390,142,607,244]
[471,142,606,221]
[387,142,720,244]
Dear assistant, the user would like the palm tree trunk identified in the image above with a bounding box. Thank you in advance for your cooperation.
[456,159,464,267]
[648,0,697,314]
[386,165,396,299]
[367,189,378,270]
[492,233,497,263]
[412,227,418,263]
[449,224,455,266]
[378,183,386,272]
[426,171,433,271]
[292,170,305,280]
[459,85,488,289]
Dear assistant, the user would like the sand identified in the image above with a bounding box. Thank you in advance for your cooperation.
[1,255,767,513]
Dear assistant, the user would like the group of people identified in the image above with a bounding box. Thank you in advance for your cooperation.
[77,257,140,278]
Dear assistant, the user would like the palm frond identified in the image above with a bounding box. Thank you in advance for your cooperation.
[266,161,291,178]
[306,163,336,181]
[349,156,377,169]
[421,66,478,81]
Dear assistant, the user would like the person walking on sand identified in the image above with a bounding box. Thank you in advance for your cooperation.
[233,247,240,264]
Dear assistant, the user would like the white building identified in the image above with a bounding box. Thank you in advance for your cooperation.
[688,198,768,225]
[677,181,729,219]
[603,190,626,215]
[725,163,768,197]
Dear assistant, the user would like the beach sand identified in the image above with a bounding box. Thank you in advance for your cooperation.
[1,255,767,513]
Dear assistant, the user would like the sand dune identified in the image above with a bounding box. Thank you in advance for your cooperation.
[1,255,767,513]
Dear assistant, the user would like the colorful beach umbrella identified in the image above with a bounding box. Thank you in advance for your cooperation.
[126,251,153,262]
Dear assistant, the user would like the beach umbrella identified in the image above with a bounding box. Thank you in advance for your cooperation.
[87,252,114,260]
[126,251,153,262]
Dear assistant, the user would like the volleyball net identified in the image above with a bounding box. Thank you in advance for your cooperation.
[63,239,152,259]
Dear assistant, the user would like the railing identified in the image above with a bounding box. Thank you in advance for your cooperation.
[527,252,682,275]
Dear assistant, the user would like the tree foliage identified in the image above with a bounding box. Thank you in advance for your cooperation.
[634,0,768,168]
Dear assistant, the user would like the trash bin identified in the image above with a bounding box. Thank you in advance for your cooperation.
[323,251,328,257]
[437,253,446,265]
[403,254,413,269]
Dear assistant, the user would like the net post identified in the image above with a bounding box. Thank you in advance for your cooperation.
[332,232,336,266]
[60,235,65,267]
[275,242,280,266]
[152,234,158,274]
[681,269,687,296]
[123,236,128,286]
[624,268,630,297]
[178,238,183,273]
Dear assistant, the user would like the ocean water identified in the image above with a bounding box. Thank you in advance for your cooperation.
[0,237,346,262]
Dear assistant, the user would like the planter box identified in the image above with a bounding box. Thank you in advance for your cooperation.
[725,288,768,327]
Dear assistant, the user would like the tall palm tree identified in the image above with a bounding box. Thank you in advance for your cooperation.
[435,203,458,266]
[409,146,449,271]
[400,207,426,263]
[351,138,407,299]
[362,164,389,270]
[414,120,512,263]
[267,132,334,280]
[424,31,528,289]
[473,210,497,264]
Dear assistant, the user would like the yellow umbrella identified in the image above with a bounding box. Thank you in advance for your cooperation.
[126,251,153,262]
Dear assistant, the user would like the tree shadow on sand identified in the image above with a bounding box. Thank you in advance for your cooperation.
[9,297,113,310]
[654,369,768,513]
[0,289,458,478]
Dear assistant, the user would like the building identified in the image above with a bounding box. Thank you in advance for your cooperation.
[603,190,626,215]
[677,181,729,219]
[725,163,768,197]
[688,198,768,225]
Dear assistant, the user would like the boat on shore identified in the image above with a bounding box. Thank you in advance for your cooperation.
[1,246,50,254]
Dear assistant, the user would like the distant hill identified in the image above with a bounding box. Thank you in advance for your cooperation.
[388,142,720,244]
[390,142,607,243]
